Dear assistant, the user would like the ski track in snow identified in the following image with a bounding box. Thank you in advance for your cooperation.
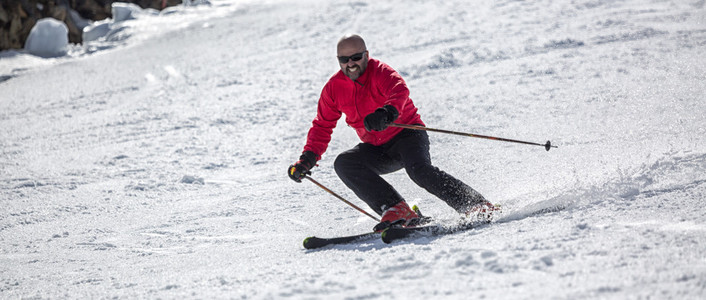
[1,0,705,298]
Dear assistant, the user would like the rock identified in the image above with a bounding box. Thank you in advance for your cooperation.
[0,4,10,24]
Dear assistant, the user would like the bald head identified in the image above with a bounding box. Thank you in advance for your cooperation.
[337,34,367,54]
[336,34,369,81]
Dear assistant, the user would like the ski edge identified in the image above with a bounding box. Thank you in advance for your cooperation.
[303,232,379,249]
[381,221,478,244]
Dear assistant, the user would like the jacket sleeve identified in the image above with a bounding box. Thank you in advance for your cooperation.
[303,83,341,160]
[376,64,411,113]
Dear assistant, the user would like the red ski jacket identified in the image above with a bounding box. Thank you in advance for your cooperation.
[303,58,424,160]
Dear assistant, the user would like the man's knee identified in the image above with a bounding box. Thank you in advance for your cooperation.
[407,162,437,185]
[334,151,357,176]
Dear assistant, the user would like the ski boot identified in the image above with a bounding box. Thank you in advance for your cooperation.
[373,201,419,232]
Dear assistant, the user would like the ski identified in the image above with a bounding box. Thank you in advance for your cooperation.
[303,220,479,248]
[302,232,379,249]
[302,205,437,249]
[381,221,478,244]
[381,203,501,243]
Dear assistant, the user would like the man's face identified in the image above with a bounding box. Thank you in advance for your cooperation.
[337,45,368,81]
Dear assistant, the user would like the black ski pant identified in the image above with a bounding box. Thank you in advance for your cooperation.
[334,128,486,216]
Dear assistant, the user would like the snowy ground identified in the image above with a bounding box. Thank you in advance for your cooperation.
[1,0,705,298]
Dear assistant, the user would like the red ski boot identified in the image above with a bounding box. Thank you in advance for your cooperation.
[373,201,420,232]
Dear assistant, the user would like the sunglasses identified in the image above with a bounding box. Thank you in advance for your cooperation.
[337,51,366,64]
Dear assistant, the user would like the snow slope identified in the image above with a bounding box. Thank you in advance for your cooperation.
[1,0,705,298]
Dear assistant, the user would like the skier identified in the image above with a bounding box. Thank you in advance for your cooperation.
[288,34,497,232]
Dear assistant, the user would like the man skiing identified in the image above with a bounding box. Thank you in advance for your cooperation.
[288,34,496,232]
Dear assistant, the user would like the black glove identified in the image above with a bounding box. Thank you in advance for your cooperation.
[364,105,399,131]
[288,151,317,182]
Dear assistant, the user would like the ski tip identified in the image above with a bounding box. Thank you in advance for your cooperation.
[411,205,425,218]
[302,236,317,249]
[380,229,391,244]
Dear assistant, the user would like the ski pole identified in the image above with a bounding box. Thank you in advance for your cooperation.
[304,176,380,222]
[389,123,557,151]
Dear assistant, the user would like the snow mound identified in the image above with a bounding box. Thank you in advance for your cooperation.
[82,3,158,44]
[112,2,151,22]
[81,0,217,54]
[24,18,68,58]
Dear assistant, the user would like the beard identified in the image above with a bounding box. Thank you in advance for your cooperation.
[342,62,367,81]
